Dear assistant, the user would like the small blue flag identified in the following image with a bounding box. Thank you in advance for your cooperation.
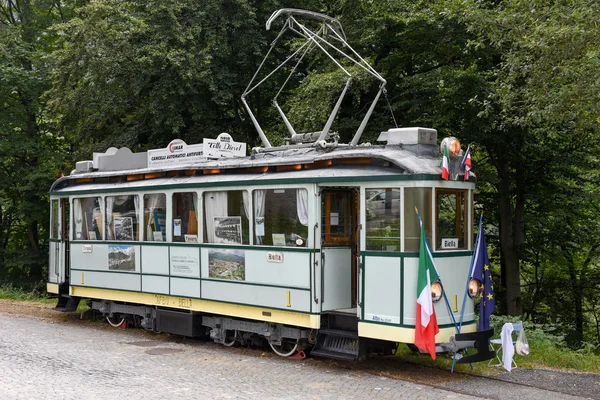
[470,217,495,330]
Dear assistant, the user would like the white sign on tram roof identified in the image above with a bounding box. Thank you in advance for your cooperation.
[147,139,205,168]
[203,133,246,159]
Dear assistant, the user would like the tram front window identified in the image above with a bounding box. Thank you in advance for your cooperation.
[253,189,308,247]
[404,188,432,252]
[436,189,467,250]
[366,188,400,251]
[105,195,139,241]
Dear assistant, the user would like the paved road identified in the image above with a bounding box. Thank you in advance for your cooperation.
[0,312,477,400]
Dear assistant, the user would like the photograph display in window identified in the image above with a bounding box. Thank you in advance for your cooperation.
[114,217,134,241]
[108,245,136,271]
[253,189,308,247]
[204,191,249,244]
[213,216,242,244]
[106,195,139,241]
[208,249,245,281]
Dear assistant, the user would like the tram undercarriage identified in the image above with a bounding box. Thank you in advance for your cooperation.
[89,299,397,360]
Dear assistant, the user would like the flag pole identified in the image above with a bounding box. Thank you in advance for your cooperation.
[452,212,482,372]
[458,213,483,332]
[415,208,460,331]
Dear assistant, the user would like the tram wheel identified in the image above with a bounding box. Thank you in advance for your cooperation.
[269,340,299,357]
[106,315,125,327]
[222,330,238,347]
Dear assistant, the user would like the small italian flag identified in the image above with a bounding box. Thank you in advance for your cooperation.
[441,145,449,180]
[415,216,440,359]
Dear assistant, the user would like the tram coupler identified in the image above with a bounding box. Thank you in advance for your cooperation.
[443,328,495,364]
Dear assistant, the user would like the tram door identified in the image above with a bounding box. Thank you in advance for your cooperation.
[320,188,359,312]
[49,198,70,291]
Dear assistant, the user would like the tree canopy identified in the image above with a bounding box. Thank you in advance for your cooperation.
[1,0,599,345]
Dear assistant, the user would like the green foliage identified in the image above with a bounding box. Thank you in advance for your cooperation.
[0,0,72,284]
[1,0,600,351]
[0,283,50,301]
[48,0,269,154]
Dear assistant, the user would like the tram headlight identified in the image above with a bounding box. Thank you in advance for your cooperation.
[468,278,481,298]
[431,281,443,303]
[440,137,461,157]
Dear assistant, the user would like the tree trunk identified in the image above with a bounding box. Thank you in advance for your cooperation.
[497,161,523,316]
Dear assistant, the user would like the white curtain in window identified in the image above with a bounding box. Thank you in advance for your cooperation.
[205,192,228,243]
[96,198,104,240]
[132,195,139,241]
[296,189,309,226]
[242,191,250,220]
[74,199,84,240]
[105,196,115,240]
[253,190,266,244]
[145,194,161,241]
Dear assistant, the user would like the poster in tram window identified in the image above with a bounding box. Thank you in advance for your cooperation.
[213,216,242,244]
[114,217,134,241]
[208,249,245,281]
[108,245,136,271]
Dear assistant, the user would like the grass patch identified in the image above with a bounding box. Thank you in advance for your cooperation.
[0,283,54,303]
[393,317,600,374]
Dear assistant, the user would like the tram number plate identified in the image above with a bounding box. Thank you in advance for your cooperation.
[155,295,170,306]
[441,238,458,249]
[267,252,283,263]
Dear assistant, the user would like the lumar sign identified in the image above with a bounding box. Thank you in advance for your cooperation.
[147,139,205,167]
[203,133,246,158]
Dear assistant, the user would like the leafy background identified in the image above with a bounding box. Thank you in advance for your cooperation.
[1,0,599,348]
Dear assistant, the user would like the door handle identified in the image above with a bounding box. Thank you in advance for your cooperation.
[320,252,325,304]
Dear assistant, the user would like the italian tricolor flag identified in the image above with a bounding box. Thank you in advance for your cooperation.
[441,145,449,180]
[415,218,440,359]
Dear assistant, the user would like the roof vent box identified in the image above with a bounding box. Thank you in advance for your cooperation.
[93,147,148,172]
[377,127,437,145]
[75,160,94,173]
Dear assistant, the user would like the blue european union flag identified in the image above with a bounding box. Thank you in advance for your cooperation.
[470,217,495,331]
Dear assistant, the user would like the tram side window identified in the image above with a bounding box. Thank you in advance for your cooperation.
[143,194,166,242]
[365,188,400,251]
[73,197,103,240]
[204,190,249,245]
[172,192,198,243]
[105,195,139,241]
[51,200,59,239]
[436,189,467,250]
[254,189,308,247]
[404,188,432,252]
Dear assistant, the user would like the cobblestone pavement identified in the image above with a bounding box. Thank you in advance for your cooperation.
[0,312,596,400]
[0,312,477,400]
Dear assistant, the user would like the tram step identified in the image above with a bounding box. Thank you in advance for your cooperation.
[55,296,81,312]
[317,328,359,339]
[310,348,358,362]
[311,329,361,362]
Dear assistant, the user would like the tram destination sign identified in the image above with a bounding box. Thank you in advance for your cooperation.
[203,133,246,159]
[147,139,205,168]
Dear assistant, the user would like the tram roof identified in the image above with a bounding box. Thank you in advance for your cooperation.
[50,143,456,194]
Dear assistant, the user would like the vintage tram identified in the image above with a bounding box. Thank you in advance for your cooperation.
[47,9,492,362]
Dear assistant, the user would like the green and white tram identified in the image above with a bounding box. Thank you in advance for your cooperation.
[47,8,493,362]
